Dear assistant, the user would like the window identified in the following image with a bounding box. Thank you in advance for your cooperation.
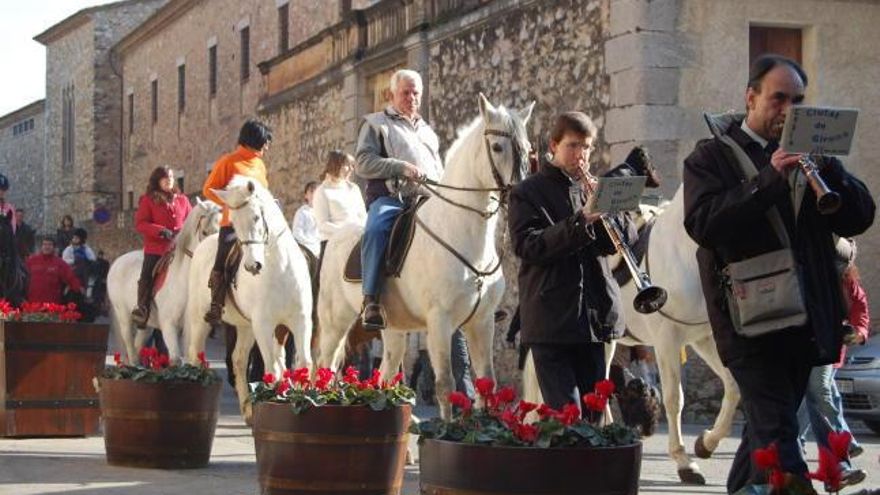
[128,93,134,134]
[749,26,802,64]
[151,79,159,124]
[278,4,289,53]
[209,45,218,97]
[240,26,250,82]
[11,118,34,137]
[178,64,186,112]
[62,84,75,167]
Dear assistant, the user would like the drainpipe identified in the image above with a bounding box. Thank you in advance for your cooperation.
[109,48,124,224]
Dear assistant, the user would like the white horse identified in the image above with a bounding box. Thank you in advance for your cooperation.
[185,177,313,421]
[524,185,740,485]
[319,95,534,418]
[107,199,222,363]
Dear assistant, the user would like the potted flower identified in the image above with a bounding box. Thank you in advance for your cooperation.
[97,347,222,468]
[0,299,106,438]
[413,378,642,495]
[250,366,415,495]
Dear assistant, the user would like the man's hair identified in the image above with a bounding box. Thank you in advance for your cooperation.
[238,119,273,150]
[42,236,55,245]
[73,227,88,242]
[747,54,808,92]
[389,69,422,93]
[303,180,319,195]
[550,112,598,143]
[15,208,23,213]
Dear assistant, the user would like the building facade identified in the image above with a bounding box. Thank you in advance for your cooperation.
[0,100,46,231]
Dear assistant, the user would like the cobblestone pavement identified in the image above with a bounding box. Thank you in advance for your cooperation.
[2,332,878,494]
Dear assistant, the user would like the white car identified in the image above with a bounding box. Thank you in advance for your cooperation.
[836,335,880,435]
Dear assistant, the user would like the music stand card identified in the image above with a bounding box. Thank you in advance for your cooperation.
[780,106,859,156]
[586,176,646,214]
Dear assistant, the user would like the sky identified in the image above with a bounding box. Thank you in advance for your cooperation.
[0,0,118,117]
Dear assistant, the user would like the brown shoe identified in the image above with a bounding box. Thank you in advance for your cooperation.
[361,296,385,332]
[204,270,226,324]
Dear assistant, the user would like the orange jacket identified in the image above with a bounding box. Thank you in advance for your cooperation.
[202,145,268,226]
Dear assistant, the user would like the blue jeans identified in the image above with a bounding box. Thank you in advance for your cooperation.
[362,196,404,297]
[796,364,859,467]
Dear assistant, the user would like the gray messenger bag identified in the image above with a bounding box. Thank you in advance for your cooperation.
[718,135,808,337]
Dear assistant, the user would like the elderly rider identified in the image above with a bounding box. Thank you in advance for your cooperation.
[355,69,443,330]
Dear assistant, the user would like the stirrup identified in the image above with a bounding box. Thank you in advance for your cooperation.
[361,303,386,332]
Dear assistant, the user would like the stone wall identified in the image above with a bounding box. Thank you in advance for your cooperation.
[0,101,46,232]
[427,0,611,386]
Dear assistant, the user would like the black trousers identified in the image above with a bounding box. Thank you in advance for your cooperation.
[725,332,815,494]
[139,253,162,285]
[213,226,237,272]
[530,342,606,416]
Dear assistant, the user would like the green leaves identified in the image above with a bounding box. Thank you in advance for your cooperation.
[101,363,220,386]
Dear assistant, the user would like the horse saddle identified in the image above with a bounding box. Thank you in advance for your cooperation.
[344,196,428,283]
[150,251,176,296]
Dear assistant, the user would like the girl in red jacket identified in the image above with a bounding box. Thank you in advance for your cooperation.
[131,167,192,327]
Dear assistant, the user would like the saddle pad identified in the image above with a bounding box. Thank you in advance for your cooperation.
[150,251,175,296]
[344,196,428,283]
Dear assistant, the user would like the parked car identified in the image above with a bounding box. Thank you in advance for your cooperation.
[836,334,880,435]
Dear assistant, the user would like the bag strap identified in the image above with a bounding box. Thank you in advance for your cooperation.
[717,134,792,249]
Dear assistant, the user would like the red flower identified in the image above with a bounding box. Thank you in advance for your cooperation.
[113,352,121,366]
[827,430,852,460]
[594,379,615,398]
[514,423,539,443]
[197,351,209,368]
[474,377,495,398]
[559,403,580,426]
[448,391,472,412]
[752,443,780,471]
[516,400,538,420]
[363,369,381,389]
[495,386,516,404]
[809,445,843,491]
[500,409,519,429]
[343,366,360,384]
[388,371,404,387]
[582,393,607,413]
[315,368,334,390]
[276,380,291,394]
[768,468,786,490]
[536,404,558,420]
[292,367,311,386]
[262,372,276,385]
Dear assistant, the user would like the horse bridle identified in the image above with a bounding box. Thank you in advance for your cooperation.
[226,196,281,247]
[415,126,526,219]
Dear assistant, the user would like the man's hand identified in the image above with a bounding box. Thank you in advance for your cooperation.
[579,208,602,225]
[770,149,802,177]
[401,162,422,180]
[159,228,174,240]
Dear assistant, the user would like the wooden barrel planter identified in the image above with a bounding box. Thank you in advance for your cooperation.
[253,402,411,495]
[0,321,108,437]
[419,438,642,495]
[98,378,221,469]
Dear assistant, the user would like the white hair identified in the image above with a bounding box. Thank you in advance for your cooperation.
[389,69,422,93]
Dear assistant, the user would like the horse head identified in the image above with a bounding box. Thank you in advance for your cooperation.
[211,177,269,276]
[474,93,535,192]
[192,198,222,241]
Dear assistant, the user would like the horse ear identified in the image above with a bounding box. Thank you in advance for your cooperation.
[195,197,204,207]
[478,93,495,119]
[519,101,536,125]
[247,181,255,194]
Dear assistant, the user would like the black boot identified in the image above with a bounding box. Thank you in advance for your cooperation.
[131,277,152,328]
[204,270,226,324]
[361,295,386,332]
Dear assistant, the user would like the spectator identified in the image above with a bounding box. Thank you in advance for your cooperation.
[291,181,320,257]
[62,227,97,288]
[13,208,36,258]
[0,174,15,234]
[55,214,75,254]
[25,237,82,303]
[314,150,366,259]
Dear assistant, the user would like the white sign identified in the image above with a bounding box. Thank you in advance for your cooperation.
[780,106,859,156]
[586,176,646,214]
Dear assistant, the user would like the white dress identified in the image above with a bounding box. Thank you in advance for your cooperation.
[290,204,320,256]
[312,180,367,242]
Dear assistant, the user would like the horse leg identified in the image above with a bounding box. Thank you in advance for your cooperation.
[253,318,285,380]
[654,333,706,485]
[112,305,138,364]
[287,305,313,372]
[232,327,256,424]
[689,333,740,459]
[379,330,407,379]
[425,314,455,419]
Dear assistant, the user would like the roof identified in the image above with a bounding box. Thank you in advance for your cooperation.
[33,0,149,45]
[0,100,45,128]
[114,0,202,57]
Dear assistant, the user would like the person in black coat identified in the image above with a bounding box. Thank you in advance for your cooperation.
[509,111,635,414]
[683,54,875,494]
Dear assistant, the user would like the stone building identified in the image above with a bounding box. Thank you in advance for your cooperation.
[33,0,167,250]
[0,100,46,231]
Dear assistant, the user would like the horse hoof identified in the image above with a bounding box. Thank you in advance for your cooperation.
[694,432,713,459]
[678,467,706,485]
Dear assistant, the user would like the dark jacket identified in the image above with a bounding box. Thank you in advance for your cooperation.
[509,163,634,345]
[14,222,36,258]
[683,113,875,366]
